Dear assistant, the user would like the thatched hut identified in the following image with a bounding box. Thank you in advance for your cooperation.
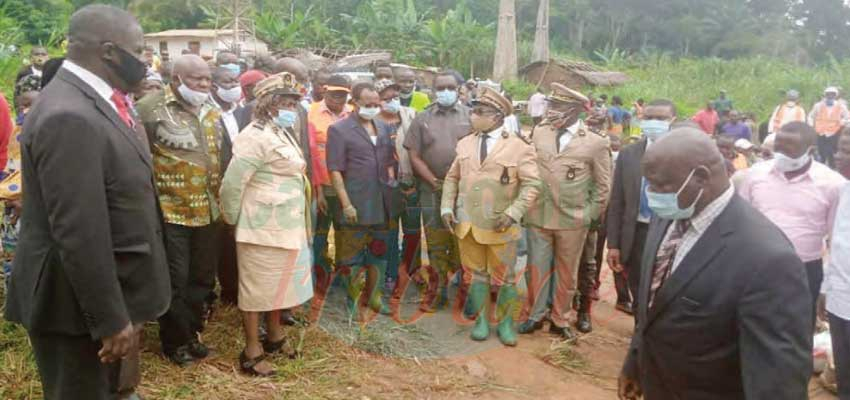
[519,59,629,90]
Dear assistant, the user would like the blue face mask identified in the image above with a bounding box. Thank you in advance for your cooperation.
[645,168,704,220]
[274,109,298,129]
[382,98,401,114]
[641,119,671,141]
[436,89,458,107]
[221,63,241,76]
[827,98,836,106]
[358,106,381,120]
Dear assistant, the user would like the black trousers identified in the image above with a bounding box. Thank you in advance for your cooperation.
[625,222,650,318]
[159,222,221,354]
[805,259,824,326]
[217,225,238,305]
[29,332,122,400]
[829,312,850,399]
[818,134,840,168]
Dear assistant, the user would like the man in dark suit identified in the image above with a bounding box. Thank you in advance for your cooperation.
[618,128,812,400]
[606,99,676,315]
[4,5,170,399]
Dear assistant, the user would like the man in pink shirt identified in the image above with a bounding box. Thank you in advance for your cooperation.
[737,121,846,316]
[692,102,719,135]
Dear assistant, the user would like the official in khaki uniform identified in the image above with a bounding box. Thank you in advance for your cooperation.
[441,87,541,346]
[519,83,611,340]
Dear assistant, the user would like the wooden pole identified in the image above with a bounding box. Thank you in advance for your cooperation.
[531,0,550,62]
[492,0,518,82]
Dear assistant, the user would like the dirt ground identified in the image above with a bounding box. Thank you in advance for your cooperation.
[305,266,839,400]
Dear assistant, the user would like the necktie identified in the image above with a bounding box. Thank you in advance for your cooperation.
[649,220,690,306]
[110,89,134,129]
[480,134,489,163]
[556,128,568,153]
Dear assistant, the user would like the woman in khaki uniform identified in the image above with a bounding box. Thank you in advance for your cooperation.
[220,72,313,376]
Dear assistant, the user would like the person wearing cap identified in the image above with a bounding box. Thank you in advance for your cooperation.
[404,71,471,313]
[768,90,806,136]
[808,86,850,168]
[326,81,397,318]
[219,72,313,377]
[520,83,611,339]
[234,69,268,131]
[735,138,757,166]
[441,86,541,346]
[137,54,226,366]
[373,79,421,302]
[307,75,353,320]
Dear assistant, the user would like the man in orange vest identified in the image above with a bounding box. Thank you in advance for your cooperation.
[808,87,849,168]
[768,90,806,136]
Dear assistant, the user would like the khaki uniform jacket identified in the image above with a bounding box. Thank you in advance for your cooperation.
[526,121,611,230]
[220,122,310,250]
[441,130,541,245]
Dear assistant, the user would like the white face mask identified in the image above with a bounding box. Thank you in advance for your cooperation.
[216,85,242,104]
[774,150,811,172]
[177,78,210,107]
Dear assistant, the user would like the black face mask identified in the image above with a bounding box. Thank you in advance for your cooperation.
[106,44,147,88]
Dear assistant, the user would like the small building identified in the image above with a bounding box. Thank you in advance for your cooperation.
[144,29,269,61]
[519,58,629,90]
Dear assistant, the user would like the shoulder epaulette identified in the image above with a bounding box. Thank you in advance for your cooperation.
[514,129,532,144]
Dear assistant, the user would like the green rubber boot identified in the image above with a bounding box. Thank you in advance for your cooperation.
[367,260,391,315]
[468,281,490,341]
[496,285,519,347]
[343,265,363,318]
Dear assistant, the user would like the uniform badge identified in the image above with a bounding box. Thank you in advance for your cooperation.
[566,167,577,180]
[500,166,510,185]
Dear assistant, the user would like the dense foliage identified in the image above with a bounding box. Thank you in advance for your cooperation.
[4,0,850,121]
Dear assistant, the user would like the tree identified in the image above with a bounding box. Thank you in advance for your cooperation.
[493,0,517,81]
[531,0,549,62]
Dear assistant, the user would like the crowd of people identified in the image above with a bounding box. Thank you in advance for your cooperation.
[2,5,850,400]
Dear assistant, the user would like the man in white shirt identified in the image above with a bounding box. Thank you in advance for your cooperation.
[528,88,547,126]
[767,89,806,135]
[821,182,850,399]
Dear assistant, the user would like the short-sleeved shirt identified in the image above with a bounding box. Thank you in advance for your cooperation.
[720,122,752,142]
[326,115,396,226]
[137,86,224,227]
[608,106,628,124]
[403,102,471,180]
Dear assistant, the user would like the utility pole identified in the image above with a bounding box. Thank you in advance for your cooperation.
[493,0,518,82]
[532,0,550,62]
[214,0,257,56]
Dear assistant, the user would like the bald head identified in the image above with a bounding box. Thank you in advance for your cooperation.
[273,57,309,83]
[68,5,141,61]
[173,55,209,77]
[66,5,145,92]
[642,128,729,215]
[172,55,212,98]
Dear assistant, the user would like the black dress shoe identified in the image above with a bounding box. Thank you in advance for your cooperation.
[615,302,634,315]
[576,312,592,333]
[549,325,577,341]
[187,339,209,359]
[517,319,544,334]
[166,346,196,367]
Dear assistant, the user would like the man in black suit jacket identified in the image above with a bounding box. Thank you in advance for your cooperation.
[606,100,677,314]
[4,5,170,400]
[618,128,811,400]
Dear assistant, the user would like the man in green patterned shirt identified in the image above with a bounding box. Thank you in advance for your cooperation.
[137,55,225,366]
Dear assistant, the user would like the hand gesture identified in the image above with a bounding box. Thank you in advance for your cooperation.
[618,371,642,400]
[343,204,358,224]
[607,249,624,273]
[98,323,136,364]
[441,211,457,230]
[494,214,515,232]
